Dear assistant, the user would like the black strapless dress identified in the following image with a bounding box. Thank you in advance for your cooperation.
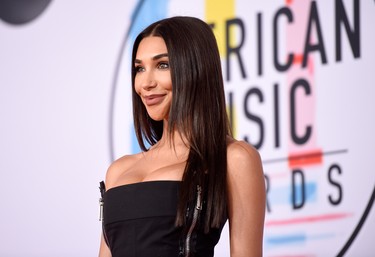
[102,181,225,257]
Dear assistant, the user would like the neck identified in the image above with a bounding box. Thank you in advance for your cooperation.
[153,119,188,153]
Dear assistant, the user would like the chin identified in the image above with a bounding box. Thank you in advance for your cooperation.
[147,110,169,122]
[148,114,165,121]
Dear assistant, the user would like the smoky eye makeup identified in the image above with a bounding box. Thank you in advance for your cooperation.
[157,61,169,69]
[134,65,144,73]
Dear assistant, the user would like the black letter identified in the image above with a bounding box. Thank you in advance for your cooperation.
[243,88,264,149]
[290,79,312,145]
[335,0,360,61]
[273,7,294,72]
[328,164,343,205]
[264,174,271,213]
[228,91,234,130]
[226,18,247,81]
[303,1,327,67]
[274,83,280,148]
[257,13,263,76]
[292,169,305,210]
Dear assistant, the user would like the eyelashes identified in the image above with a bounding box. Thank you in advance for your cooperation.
[157,62,169,69]
[135,66,145,73]
[134,61,170,73]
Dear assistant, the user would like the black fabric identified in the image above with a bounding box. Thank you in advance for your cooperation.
[102,180,225,257]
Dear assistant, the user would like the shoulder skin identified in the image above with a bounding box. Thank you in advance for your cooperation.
[104,153,142,191]
[226,140,266,257]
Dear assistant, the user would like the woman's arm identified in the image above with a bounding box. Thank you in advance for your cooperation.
[98,234,111,257]
[227,141,266,257]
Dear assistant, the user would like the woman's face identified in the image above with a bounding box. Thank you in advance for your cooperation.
[134,36,172,121]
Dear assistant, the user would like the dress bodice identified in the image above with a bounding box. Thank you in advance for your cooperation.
[102,180,225,257]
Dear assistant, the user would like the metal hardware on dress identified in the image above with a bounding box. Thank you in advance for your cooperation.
[184,185,202,257]
[99,197,104,221]
[99,181,111,248]
[99,181,106,221]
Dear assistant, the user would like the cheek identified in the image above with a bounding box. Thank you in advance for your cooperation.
[134,78,142,95]
[161,74,173,91]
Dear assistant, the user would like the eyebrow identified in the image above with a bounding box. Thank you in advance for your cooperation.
[134,53,168,63]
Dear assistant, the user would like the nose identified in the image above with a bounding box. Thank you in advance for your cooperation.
[143,80,157,91]
[140,72,157,91]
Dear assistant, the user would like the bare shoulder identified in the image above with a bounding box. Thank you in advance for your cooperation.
[105,153,142,190]
[227,139,263,175]
[226,141,266,255]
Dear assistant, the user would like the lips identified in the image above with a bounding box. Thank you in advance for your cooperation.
[144,94,166,106]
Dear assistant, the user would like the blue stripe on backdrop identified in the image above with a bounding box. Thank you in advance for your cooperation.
[265,232,335,248]
[268,182,317,206]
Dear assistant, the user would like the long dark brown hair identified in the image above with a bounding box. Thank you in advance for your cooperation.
[131,16,231,232]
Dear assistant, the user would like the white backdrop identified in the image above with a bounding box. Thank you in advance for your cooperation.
[0,0,374,256]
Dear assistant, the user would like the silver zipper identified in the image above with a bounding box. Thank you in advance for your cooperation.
[99,197,104,221]
[184,185,202,257]
[99,181,106,222]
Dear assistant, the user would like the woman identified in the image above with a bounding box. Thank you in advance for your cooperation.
[99,16,265,257]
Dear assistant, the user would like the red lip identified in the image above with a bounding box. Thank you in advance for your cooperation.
[144,94,166,106]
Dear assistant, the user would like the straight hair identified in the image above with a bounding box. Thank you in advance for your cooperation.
[131,16,231,232]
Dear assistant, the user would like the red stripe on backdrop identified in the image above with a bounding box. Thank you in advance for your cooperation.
[267,255,315,257]
[285,0,293,5]
[265,213,352,227]
[293,54,304,64]
[288,149,323,168]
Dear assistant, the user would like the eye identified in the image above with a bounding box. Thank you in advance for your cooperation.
[135,66,144,73]
[158,62,169,70]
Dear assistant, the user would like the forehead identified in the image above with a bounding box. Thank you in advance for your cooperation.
[136,36,168,58]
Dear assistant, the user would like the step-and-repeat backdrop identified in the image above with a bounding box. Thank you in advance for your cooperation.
[1,0,374,256]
